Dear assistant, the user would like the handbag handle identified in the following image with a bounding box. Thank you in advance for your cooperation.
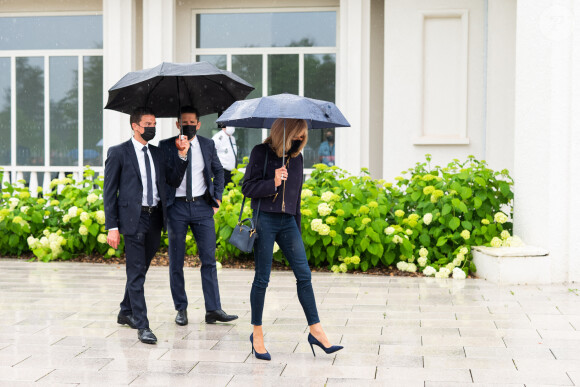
[238,151,268,226]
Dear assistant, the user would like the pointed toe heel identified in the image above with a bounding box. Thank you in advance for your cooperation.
[307,333,343,356]
[250,333,271,361]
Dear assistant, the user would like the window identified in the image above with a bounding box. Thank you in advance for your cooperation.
[0,15,103,186]
[192,9,337,169]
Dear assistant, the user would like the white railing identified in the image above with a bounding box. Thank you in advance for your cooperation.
[0,166,104,197]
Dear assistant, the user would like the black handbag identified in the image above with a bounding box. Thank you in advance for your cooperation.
[228,152,268,253]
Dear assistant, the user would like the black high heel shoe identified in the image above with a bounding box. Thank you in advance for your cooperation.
[250,333,271,361]
[308,333,343,356]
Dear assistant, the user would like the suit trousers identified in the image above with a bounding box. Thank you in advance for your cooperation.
[167,199,221,311]
[120,209,162,329]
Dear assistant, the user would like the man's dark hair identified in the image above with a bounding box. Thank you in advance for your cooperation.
[179,106,199,120]
[130,107,155,126]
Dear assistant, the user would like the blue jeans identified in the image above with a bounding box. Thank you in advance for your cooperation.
[251,211,320,326]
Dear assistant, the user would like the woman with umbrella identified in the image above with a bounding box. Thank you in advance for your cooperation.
[242,118,343,360]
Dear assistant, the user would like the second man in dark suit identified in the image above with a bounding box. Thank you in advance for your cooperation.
[159,106,238,326]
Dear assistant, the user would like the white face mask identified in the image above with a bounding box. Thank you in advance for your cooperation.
[225,127,235,136]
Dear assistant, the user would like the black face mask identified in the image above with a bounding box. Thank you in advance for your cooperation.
[326,135,334,142]
[288,139,302,155]
[181,125,197,140]
[141,126,156,142]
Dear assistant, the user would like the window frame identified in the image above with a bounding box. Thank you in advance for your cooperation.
[191,7,339,174]
[0,12,104,172]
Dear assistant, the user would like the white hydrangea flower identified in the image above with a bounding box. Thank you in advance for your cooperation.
[460,230,470,240]
[79,225,88,236]
[423,213,433,225]
[301,189,313,198]
[216,261,222,270]
[68,206,78,218]
[417,257,427,267]
[405,229,413,235]
[456,253,465,262]
[460,247,469,255]
[63,214,71,223]
[436,267,451,278]
[452,267,467,279]
[407,256,415,263]
[490,237,502,248]
[97,234,107,244]
[80,212,89,222]
[392,235,403,244]
[20,206,29,213]
[406,263,417,273]
[494,212,508,224]
[453,258,462,266]
[384,227,395,235]
[87,193,99,204]
[501,230,510,240]
[95,210,106,225]
[396,261,409,271]
[311,219,323,232]
[8,197,19,208]
[318,224,331,235]
[317,202,332,216]
[273,242,280,253]
[423,266,436,276]
[321,191,334,202]
[419,247,428,258]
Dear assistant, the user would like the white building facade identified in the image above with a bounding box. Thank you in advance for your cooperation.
[1,0,578,282]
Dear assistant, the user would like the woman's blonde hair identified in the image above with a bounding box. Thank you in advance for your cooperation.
[264,118,308,158]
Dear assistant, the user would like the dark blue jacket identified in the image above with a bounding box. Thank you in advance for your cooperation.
[242,143,303,231]
[158,135,225,208]
[103,139,188,235]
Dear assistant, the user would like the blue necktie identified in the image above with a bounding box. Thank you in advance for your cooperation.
[142,146,153,206]
[186,146,192,201]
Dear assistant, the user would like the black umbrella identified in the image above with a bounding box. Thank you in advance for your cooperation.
[104,61,254,118]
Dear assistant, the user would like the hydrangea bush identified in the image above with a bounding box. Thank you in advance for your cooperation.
[0,155,514,277]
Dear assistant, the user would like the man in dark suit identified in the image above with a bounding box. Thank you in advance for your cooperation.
[104,107,190,344]
[159,106,238,326]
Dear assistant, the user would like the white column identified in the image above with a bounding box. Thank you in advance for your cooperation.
[513,0,578,282]
[103,0,136,159]
[336,0,371,175]
[143,0,176,143]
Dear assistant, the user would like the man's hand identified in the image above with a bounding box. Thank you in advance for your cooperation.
[107,229,120,249]
[177,135,190,156]
[213,199,221,214]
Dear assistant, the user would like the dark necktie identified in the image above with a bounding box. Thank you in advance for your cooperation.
[186,146,192,201]
[229,136,237,166]
[142,146,153,206]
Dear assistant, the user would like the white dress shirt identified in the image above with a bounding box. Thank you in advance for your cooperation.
[175,135,207,197]
[212,130,237,171]
[131,136,160,206]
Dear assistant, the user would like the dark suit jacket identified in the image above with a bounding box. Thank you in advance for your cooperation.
[103,139,188,235]
[242,143,303,231]
[159,135,225,208]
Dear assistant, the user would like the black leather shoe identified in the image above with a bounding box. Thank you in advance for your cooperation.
[205,309,238,324]
[138,328,157,344]
[117,313,137,329]
[175,309,188,326]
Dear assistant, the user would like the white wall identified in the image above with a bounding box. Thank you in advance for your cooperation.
[383,0,516,181]
[513,0,580,282]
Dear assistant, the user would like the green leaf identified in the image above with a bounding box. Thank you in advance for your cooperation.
[322,236,331,246]
[460,187,472,200]
[9,234,19,247]
[411,191,421,201]
[436,236,448,246]
[305,234,316,246]
[360,237,369,251]
[449,217,460,231]
[361,261,369,271]
[474,197,483,209]
[474,177,486,186]
[327,245,335,259]
[371,255,379,266]
[499,182,511,197]
[31,212,43,223]
[89,223,99,237]
[419,233,430,246]
[441,204,452,216]
[461,221,473,230]
[458,202,468,213]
